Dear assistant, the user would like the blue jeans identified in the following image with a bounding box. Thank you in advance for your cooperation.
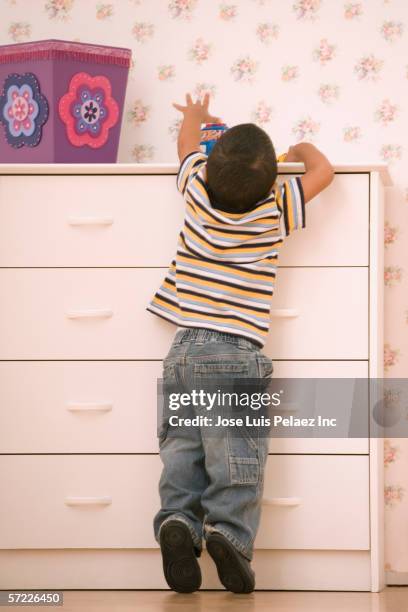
[153,327,274,561]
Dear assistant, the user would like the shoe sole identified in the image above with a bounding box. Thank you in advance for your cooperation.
[206,532,255,594]
[159,520,202,593]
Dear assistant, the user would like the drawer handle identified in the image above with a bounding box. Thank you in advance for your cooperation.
[270,309,299,318]
[263,497,301,507]
[65,309,113,319]
[67,216,114,226]
[66,402,113,412]
[65,496,112,506]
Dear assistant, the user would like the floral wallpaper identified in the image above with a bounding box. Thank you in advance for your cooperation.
[1,0,408,581]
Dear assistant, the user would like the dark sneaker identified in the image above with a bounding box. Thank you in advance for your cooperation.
[159,519,202,593]
[206,532,255,593]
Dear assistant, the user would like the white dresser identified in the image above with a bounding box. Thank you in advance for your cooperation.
[0,163,390,591]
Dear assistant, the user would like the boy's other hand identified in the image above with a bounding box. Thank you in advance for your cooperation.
[173,93,221,125]
[285,142,334,204]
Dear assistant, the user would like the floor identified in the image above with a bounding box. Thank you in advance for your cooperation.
[17,587,407,612]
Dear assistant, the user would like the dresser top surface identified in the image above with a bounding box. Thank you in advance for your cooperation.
[0,162,392,185]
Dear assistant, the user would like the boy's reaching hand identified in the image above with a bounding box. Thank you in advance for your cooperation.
[173,92,221,125]
[173,93,222,162]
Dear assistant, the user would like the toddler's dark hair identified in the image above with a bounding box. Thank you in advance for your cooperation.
[206,123,277,213]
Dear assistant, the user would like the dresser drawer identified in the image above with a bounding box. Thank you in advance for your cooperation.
[0,361,368,454]
[0,174,368,267]
[0,455,369,550]
[0,267,368,359]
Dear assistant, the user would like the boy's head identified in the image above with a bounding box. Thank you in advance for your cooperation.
[206,123,277,214]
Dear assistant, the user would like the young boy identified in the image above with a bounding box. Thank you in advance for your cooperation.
[146,93,334,593]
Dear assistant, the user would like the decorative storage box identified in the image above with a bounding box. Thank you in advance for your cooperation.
[0,39,131,163]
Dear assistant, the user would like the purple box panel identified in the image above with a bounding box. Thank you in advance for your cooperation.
[0,39,131,163]
[0,60,54,163]
[53,60,129,163]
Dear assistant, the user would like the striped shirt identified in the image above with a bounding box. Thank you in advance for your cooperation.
[146,151,305,348]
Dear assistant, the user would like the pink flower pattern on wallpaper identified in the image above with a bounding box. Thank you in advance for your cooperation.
[45,0,74,21]
[132,22,154,43]
[384,266,402,287]
[168,117,182,141]
[344,3,363,20]
[194,82,217,99]
[168,0,197,20]
[384,344,399,371]
[313,39,336,66]
[384,221,398,247]
[343,126,362,142]
[231,56,258,82]
[385,485,405,507]
[380,144,402,164]
[354,55,383,81]
[381,20,404,43]
[385,440,400,467]
[318,83,340,104]
[219,3,238,21]
[282,65,300,82]
[252,101,273,126]
[293,0,321,21]
[256,23,279,44]
[375,99,399,126]
[127,99,150,127]
[96,3,113,20]
[2,0,408,575]
[157,65,176,81]
[8,22,31,42]
[188,38,212,65]
[131,144,155,162]
[292,117,320,141]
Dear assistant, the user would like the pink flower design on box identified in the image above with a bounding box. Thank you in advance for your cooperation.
[344,3,363,20]
[293,0,321,21]
[0,72,49,148]
[343,126,362,142]
[58,72,119,149]
[381,21,404,43]
[256,23,279,44]
[313,39,336,66]
[375,99,398,126]
[219,3,237,21]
